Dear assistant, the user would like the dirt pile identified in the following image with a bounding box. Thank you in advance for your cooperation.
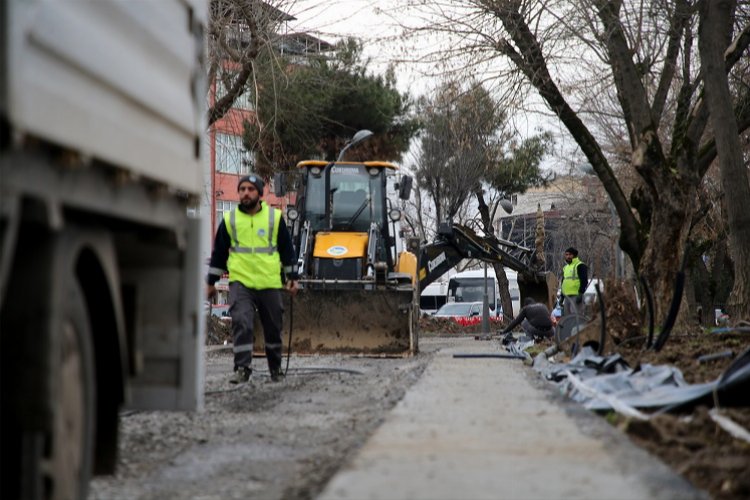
[618,407,750,500]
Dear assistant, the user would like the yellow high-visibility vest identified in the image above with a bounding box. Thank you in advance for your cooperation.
[562,257,583,296]
[224,204,282,289]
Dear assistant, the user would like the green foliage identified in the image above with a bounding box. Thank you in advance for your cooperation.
[243,38,419,175]
[486,132,555,197]
[414,79,553,226]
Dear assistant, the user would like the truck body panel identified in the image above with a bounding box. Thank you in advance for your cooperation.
[1,0,207,494]
[3,0,205,193]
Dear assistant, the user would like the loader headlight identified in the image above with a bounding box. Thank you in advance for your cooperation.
[368,167,380,176]
[389,208,401,222]
[310,166,322,176]
[286,207,299,221]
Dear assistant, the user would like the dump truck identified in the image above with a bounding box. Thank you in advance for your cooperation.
[272,132,556,355]
[1,1,207,498]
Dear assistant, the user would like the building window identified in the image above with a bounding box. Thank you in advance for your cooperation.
[215,133,253,174]
[216,200,237,228]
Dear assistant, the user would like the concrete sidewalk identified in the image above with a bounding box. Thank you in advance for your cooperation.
[318,338,705,500]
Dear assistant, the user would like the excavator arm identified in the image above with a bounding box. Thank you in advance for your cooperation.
[417,223,557,308]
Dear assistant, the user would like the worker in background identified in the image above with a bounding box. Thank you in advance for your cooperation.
[206,175,299,383]
[560,247,588,316]
[500,298,553,342]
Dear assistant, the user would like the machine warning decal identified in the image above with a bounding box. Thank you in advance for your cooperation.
[327,246,348,256]
[428,252,446,272]
[331,166,360,174]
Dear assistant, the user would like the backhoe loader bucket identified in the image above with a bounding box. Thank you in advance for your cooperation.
[518,272,558,310]
[254,286,418,356]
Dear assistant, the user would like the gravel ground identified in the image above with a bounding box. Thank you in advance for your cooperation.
[88,343,436,500]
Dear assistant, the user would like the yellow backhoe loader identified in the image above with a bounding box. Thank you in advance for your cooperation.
[265,131,556,355]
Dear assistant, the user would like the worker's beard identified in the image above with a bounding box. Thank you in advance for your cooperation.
[241,197,259,212]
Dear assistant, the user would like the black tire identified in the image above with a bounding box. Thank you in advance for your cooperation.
[41,278,96,500]
[1,265,96,500]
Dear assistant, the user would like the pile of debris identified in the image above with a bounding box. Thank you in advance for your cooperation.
[206,315,232,345]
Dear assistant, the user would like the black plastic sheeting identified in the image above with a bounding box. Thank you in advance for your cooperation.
[533,344,750,413]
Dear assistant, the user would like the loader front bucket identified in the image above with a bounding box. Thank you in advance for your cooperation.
[518,272,558,310]
[254,286,418,356]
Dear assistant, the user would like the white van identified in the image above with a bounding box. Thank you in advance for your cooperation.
[447,268,520,317]
[420,281,448,316]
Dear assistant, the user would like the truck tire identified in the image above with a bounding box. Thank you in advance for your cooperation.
[41,277,96,500]
[1,244,96,500]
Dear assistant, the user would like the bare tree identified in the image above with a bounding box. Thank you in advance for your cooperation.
[698,0,750,321]
[398,0,750,323]
[413,79,552,315]
[206,0,293,126]
[413,81,489,227]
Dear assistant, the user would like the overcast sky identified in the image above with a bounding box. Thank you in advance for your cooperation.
[288,0,441,97]
[286,1,578,173]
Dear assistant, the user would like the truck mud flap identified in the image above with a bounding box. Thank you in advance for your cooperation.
[253,288,417,356]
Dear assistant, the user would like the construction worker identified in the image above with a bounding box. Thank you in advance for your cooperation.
[560,247,588,316]
[206,175,299,383]
[500,298,553,342]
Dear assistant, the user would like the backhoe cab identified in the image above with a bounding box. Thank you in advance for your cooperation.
[290,161,414,285]
[268,133,555,356]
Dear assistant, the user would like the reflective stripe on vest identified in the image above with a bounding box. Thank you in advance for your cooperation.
[224,204,282,289]
[228,207,277,254]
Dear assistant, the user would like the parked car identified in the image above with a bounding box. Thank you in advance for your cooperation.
[433,301,483,319]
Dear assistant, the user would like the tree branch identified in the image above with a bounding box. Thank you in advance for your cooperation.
[652,0,692,122]
[487,1,642,264]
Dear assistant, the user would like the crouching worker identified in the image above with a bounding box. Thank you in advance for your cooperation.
[500,298,554,342]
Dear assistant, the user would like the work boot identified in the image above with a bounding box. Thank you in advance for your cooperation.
[269,368,285,382]
[230,366,251,384]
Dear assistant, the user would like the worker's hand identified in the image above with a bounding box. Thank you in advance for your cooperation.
[206,284,217,301]
[575,295,583,305]
[285,279,299,297]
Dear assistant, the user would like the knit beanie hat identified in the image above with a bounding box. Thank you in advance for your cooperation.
[237,175,264,195]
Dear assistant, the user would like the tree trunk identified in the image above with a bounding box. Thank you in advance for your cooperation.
[687,260,719,327]
[699,0,750,322]
[638,174,697,324]
[475,188,514,317]
[493,263,514,319]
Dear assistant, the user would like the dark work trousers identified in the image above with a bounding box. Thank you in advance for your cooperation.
[563,295,583,317]
[520,319,553,339]
[228,282,284,373]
